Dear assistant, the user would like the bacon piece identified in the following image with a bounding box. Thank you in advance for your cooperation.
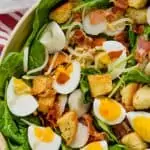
[136,37,150,63]
[89,10,106,25]
[112,121,131,139]
[70,29,93,49]
[72,12,82,22]
[133,25,144,35]
[92,38,106,47]
[113,0,128,10]
[82,114,106,142]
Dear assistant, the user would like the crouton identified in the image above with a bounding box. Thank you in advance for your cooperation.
[128,0,147,9]
[49,2,72,24]
[32,76,53,95]
[121,132,148,150]
[57,111,78,145]
[133,86,150,110]
[13,78,31,95]
[126,8,147,24]
[121,83,139,107]
[38,95,56,114]
[88,74,112,97]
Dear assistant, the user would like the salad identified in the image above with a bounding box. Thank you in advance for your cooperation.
[0,0,150,150]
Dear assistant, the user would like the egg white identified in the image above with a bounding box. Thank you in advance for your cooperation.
[68,89,89,117]
[28,125,61,150]
[81,140,108,150]
[53,61,81,94]
[93,98,126,125]
[7,77,38,117]
[83,15,106,35]
[40,21,66,54]
[127,111,150,129]
[102,41,127,79]
[69,123,89,148]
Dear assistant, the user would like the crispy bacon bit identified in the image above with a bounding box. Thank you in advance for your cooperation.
[82,114,106,142]
[90,10,106,25]
[70,29,93,49]
[112,121,131,139]
[114,31,129,49]
[113,0,128,10]
[46,103,61,128]
[133,25,144,35]
[73,12,82,22]
[92,38,106,47]
[136,37,150,63]
[56,72,70,84]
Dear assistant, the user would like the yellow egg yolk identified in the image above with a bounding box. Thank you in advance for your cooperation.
[133,116,150,142]
[85,142,102,150]
[13,78,31,95]
[56,64,73,84]
[99,98,121,121]
[34,127,55,143]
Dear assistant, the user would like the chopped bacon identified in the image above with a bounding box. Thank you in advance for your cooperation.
[113,0,128,10]
[114,31,129,49]
[70,29,93,49]
[82,114,106,142]
[92,38,106,47]
[46,103,61,128]
[72,12,82,22]
[136,37,150,63]
[112,120,131,139]
[133,25,144,35]
[89,10,106,25]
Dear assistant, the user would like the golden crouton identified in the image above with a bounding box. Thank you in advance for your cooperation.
[38,95,56,114]
[133,86,150,110]
[121,132,148,150]
[13,78,31,95]
[128,0,147,9]
[88,74,113,97]
[49,2,72,24]
[32,76,53,95]
[57,111,78,145]
[121,83,139,107]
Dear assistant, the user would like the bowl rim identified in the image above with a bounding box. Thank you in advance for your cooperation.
[0,2,39,63]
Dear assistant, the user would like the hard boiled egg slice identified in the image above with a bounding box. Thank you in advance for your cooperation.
[83,10,107,35]
[68,89,89,118]
[53,61,81,94]
[7,77,38,117]
[102,41,127,79]
[93,98,126,125]
[69,123,89,148]
[28,125,61,150]
[127,111,150,143]
[39,21,66,54]
[81,140,108,150]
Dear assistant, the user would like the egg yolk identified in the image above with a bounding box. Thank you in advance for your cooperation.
[56,64,73,84]
[13,78,31,95]
[85,142,102,150]
[133,116,150,142]
[34,127,55,143]
[99,98,121,121]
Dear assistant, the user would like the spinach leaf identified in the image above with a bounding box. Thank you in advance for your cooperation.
[109,144,127,150]
[144,25,150,40]
[74,0,110,11]
[0,101,30,150]
[80,68,101,104]
[128,28,137,49]
[0,52,23,97]
[94,117,118,143]
[25,0,61,46]
[28,40,45,70]
[124,69,150,84]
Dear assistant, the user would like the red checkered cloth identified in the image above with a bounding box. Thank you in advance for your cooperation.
[0,10,26,53]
